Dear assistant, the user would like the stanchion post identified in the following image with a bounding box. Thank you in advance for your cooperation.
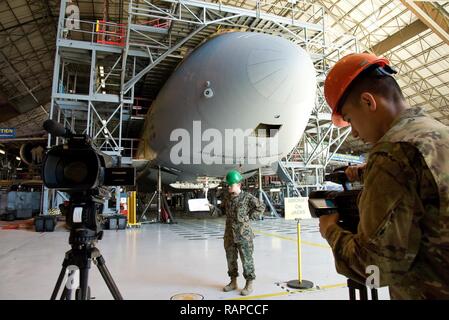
[287,220,314,289]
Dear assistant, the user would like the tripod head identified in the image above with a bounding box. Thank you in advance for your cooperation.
[59,188,110,247]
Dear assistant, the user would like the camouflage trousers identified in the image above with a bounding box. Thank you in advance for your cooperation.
[224,240,255,280]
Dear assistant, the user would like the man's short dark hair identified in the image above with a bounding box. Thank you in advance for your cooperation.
[337,66,404,114]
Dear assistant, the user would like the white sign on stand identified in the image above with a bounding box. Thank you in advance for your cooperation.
[188,198,210,212]
[284,197,311,220]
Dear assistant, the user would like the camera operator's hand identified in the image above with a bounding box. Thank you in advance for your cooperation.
[319,214,339,238]
[345,163,366,182]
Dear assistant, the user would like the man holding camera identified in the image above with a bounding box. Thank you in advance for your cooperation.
[320,53,449,299]
[210,170,265,296]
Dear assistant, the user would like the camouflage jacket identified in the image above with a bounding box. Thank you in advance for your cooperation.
[213,190,265,243]
[325,107,449,299]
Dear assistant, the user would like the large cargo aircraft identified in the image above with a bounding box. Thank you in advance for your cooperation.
[136,31,317,192]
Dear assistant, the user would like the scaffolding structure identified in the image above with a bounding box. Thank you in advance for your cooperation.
[43,0,141,213]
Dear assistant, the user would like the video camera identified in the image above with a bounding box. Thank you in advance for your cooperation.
[42,120,135,240]
[308,167,362,233]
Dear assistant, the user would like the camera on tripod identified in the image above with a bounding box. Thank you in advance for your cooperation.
[42,119,135,300]
[42,120,135,236]
[308,168,362,234]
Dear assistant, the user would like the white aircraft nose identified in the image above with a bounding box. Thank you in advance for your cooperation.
[143,31,316,172]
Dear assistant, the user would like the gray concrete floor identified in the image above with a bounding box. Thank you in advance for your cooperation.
[0,216,390,300]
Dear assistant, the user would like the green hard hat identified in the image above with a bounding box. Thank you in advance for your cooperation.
[226,170,243,186]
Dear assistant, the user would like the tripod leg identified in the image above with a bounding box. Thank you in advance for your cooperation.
[51,260,69,300]
[96,255,123,300]
[78,267,90,300]
[60,287,73,300]
[371,288,378,300]
[61,267,79,300]
[138,192,157,223]
[162,193,175,223]
[347,279,356,300]
[360,286,368,300]
[348,287,356,300]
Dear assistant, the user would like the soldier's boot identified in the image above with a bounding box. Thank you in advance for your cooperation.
[223,277,238,292]
[241,280,253,296]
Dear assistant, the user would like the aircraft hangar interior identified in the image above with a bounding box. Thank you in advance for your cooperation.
[1,0,449,304]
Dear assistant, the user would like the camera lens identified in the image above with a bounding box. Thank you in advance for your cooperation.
[64,161,89,183]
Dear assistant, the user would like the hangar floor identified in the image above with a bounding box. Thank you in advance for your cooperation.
[0,216,389,300]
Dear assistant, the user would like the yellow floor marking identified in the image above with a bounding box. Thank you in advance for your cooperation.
[253,229,330,249]
[227,283,347,300]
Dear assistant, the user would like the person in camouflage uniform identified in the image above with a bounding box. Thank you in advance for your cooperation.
[320,53,449,299]
[210,170,265,296]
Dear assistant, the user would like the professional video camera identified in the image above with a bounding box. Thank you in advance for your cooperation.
[42,119,136,300]
[42,120,135,235]
[308,167,362,234]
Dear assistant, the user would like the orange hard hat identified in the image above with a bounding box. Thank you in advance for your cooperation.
[324,53,392,127]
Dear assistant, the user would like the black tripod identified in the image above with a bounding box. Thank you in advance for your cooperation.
[51,229,123,300]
